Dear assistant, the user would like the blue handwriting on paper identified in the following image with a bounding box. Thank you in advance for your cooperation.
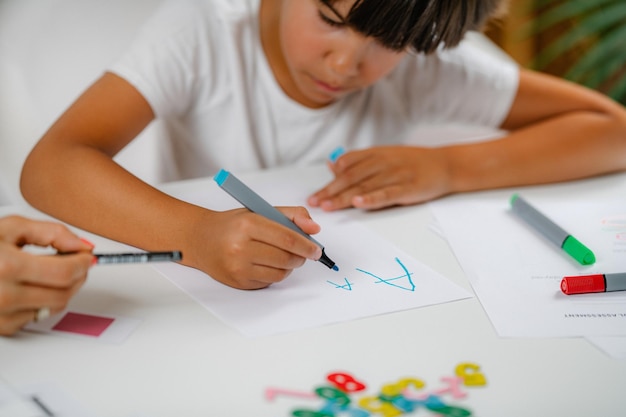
[327,258,415,292]
[326,278,354,291]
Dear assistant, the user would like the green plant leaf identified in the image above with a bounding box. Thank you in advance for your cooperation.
[580,52,625,90]
[532,2,626,69]
[566,24,626,81]
[608,73,626,105]
[531,0,614,33]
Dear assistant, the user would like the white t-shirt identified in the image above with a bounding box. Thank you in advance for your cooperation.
[110,0,518,180]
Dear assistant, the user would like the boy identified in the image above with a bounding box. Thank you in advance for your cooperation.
[21,0,626,289]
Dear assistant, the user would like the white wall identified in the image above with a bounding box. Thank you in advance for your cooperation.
[0,0,165,205]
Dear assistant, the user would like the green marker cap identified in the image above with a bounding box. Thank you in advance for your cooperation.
[562,236,596,265]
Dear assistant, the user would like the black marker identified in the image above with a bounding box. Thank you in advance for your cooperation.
[94,251,182,265]
[32,396,55,416]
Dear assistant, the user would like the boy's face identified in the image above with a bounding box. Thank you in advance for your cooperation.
[266,0,407,108]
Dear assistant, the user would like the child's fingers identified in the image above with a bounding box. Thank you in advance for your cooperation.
[200,209,318,289]
[278,206,321,235]
[328,146,346,165]
[250,211,321,262]
[308,153,377,207]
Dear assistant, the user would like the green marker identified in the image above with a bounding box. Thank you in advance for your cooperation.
[510,194,595,265]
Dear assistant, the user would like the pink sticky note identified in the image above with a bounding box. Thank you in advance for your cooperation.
[52,312,115,337]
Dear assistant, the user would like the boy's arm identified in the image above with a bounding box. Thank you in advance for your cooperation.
[448,68,626,192]
[308,68,626,211]
[20,72,321,289]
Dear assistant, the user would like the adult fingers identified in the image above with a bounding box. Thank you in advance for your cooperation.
[0,215,93,253]
[0,280,83,336]
[0,310,38,336]
[14,250,93,288]
[0,282,79,315]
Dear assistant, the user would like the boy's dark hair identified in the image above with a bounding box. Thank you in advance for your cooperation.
[321,0,507,53]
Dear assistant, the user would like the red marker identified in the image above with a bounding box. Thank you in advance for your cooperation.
[561,273,626,295]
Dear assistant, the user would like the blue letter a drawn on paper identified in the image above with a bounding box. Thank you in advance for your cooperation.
[327,257,416,292]
[326,277,353,291]
[357,257,415,291]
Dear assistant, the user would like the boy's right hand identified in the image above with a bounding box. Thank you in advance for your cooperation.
[187,207,323,290]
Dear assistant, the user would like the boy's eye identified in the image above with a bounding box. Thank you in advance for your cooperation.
[318,11,344,28]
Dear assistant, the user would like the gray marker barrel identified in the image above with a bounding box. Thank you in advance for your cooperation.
[606,272,626,292]
[510,194,567,247]
[214,169,337,270]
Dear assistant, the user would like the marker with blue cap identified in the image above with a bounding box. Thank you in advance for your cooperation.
[214,169,339,271]
[510,194,595,265]
[329,146,345,163]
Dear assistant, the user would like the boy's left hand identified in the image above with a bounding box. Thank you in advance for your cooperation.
[307,146,451,211]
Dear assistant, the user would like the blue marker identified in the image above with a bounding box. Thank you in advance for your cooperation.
[329,146,345,163]
[214,169,339,271]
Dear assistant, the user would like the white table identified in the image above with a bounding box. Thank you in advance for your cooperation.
[1,165,624,417]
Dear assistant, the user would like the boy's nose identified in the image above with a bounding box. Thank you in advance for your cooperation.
[326,36,368,77]
[327,48,360,77]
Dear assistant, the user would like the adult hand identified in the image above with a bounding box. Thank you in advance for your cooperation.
[0,216,94,336]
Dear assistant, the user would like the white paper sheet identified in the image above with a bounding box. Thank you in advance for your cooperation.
[153,176,471,337]
[430,196,626,338]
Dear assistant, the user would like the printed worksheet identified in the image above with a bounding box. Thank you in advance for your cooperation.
[154,174,471,337]
[430,196,626,338]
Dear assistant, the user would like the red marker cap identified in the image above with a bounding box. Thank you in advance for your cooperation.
[561,274,606,295]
